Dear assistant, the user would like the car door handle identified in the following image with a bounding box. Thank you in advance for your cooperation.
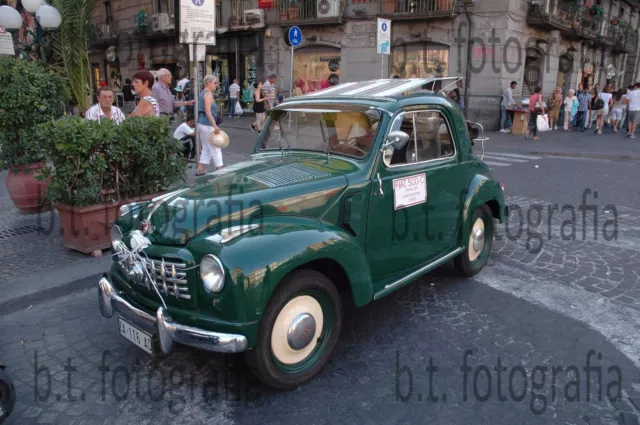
[377,173,384,197]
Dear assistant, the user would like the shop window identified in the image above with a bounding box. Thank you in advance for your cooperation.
[384,111,455,167]
[293,46,341,95]
[389,44,449,79]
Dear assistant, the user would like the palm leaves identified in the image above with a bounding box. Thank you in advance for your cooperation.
[51,0,99,113]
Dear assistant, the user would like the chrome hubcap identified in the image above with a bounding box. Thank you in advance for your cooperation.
[468,218,485,262]
[287,313,316,351]
[472,228,484,252]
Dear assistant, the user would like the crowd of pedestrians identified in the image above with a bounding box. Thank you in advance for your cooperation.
[500,80,640,139]
[85,69,291,175]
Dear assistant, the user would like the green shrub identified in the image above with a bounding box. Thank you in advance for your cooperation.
[0,57,70,170]
[39,116,187,207]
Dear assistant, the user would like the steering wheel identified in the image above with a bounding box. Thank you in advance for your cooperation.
[334,138,368,155]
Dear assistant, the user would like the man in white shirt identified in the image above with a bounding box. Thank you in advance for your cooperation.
[623,83,640,139]
[500,81,517,133]
[173,114,196,161]
[263,74,278,109]
[228,78,241,119]
[177,75,190,91]
[85,87,125,124]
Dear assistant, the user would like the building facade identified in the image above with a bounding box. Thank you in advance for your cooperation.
[89,0,640,129]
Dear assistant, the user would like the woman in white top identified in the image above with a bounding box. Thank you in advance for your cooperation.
[128,70,160,118]
[595,86,613,134]
[563,89,576,132]
[610,90,625,133]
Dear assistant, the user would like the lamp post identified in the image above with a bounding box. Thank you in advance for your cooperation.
[0,0,61,62]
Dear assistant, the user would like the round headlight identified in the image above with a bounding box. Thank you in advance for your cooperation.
[201,254,225,293]
[111,225,123,251]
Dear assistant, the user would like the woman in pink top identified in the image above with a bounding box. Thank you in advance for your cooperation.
[526,86,545,140]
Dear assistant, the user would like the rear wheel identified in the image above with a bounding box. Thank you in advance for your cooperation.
[246,270,342,389]
[455,204,494,276]
[0,368,16,425]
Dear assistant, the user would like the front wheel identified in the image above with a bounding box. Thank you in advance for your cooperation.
[455,204,494,276]
[246,270,343,390]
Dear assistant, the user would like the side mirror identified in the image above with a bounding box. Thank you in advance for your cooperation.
[383,131,410,151]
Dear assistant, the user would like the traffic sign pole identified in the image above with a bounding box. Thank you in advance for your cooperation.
[288,26,302,99]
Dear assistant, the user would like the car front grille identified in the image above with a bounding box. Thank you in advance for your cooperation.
[143,258,191,300]
[117,254,193,301]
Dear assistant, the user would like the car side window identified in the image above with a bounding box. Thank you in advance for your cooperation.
[383,110,455,167]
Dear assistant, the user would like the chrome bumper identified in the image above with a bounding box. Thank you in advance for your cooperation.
[98,276,248,354]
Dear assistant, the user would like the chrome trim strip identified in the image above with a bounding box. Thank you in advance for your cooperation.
[373,247,465,300]
[98,277,248,354]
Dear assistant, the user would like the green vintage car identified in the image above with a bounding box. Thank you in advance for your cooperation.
[98,78,506,389]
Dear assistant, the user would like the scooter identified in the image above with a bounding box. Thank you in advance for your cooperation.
[0,364,16,425]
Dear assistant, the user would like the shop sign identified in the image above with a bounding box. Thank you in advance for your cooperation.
[328,73,339,86]
[258,0,273,8]
[0,26,15,56]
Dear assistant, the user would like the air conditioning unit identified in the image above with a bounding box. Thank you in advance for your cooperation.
[152,13,170,31]
[98,24,110,39]
[599,20,607,36]
[317,0,340,18]
[244,9,264,25]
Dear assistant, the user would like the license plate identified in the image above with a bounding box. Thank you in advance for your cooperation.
[118,316,154,355]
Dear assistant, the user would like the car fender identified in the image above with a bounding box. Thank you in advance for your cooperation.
[189,216,374,323]
[461,174,505,244]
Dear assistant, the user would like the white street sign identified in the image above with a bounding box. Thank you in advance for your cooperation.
[179,0,216,45]
[189,44,206,61]
[377,18,391,55]
[0,26,15,56]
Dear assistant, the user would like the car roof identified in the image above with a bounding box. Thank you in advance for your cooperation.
[275,77,463,113]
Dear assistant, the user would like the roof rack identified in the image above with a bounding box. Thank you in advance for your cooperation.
[286,77,464,101]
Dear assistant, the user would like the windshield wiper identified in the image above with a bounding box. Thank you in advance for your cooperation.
[318,119,331,161]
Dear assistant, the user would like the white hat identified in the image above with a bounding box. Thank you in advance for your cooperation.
[208,130,230,148]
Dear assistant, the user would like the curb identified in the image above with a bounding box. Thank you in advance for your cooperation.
[0,272,101,316]
[527,151,640,161]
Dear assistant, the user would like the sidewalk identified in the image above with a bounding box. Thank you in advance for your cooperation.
[482,125,640,160]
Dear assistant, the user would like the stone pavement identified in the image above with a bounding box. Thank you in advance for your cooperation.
[483,125,640,160]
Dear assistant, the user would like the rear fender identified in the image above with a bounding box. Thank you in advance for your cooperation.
[461,174,505,243]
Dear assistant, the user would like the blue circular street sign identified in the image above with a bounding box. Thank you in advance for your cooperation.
[382,23,388,31]
[288,26,302,47]
[192,0,204,5]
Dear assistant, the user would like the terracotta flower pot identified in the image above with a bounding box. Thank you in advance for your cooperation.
[5,162,50,214]
[56,192,164,254]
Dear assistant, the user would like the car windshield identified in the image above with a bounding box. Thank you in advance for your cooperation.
[257,105,383,159]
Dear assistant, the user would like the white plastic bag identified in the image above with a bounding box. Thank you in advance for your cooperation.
[235,101,243,116]
[537,114,550,132]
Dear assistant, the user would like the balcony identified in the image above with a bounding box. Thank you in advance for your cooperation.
[606,24,632,53]
[527,0,597,41]
[264,0,345,26]
[89,21,120,48]
[378,0,457,20]
[216,0,266,31]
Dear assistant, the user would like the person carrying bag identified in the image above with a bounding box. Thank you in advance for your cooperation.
[526,86,545,139]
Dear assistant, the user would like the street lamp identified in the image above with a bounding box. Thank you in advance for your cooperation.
[0,1,61,61]
[0,5,23,31]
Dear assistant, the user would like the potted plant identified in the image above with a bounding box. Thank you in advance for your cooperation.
[134,9,152,33]
[38,116,187,254]
[381,0,397,13]
[278,0,289,19]
[0,58,69,213]
[288,0,300,19]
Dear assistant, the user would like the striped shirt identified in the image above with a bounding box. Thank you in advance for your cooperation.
[85,104,125,124]
[263,81,276,105]
[142,96,160,117]
[229,83,240,99]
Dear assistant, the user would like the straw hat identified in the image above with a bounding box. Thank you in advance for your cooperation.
[207,129,230,148]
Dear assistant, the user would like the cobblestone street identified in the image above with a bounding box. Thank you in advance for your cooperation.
[2,117,640,424]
